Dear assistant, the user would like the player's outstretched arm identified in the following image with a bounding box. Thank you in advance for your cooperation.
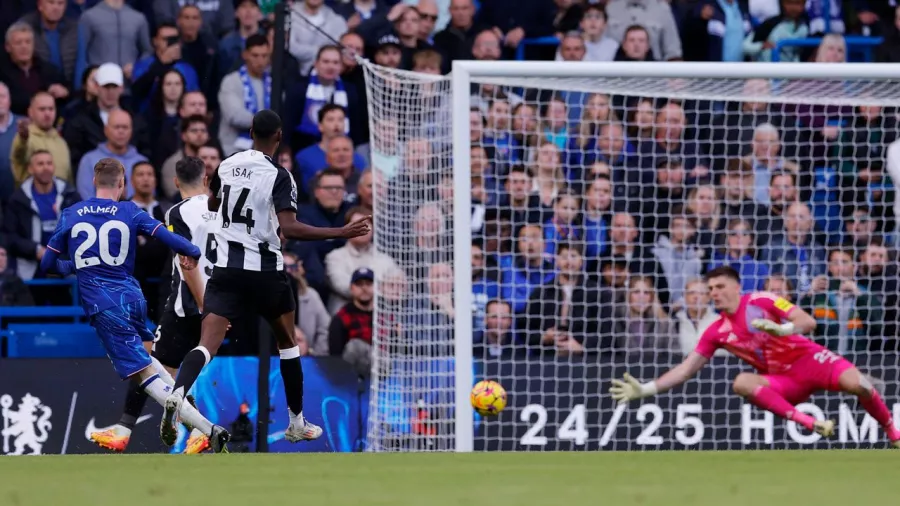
[609,352,709,404]
[277,211,372,241]
[153,226,202,260]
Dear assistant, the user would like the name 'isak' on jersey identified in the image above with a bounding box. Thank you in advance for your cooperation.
[232,167,254,179]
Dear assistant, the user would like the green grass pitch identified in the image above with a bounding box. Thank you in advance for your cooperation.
[0,451,894,506]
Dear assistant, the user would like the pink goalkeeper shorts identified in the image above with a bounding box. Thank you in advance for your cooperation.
[763,350,855,404]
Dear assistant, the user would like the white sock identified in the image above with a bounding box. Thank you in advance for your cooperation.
[141,375,213,435]
[151,357,175,386]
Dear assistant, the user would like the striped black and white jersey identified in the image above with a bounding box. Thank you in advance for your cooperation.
[210,149,297,272]
[165,194,218,317]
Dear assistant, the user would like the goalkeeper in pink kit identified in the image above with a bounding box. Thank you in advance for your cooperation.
[610,266,900,447]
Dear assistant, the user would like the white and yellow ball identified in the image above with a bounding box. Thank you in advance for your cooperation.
[470,380,507,416]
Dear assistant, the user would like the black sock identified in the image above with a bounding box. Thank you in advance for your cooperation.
[173,348,208,396]
[280,356,304,415]
[118,381,149,430]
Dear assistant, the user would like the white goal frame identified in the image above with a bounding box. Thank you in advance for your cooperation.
[449,60,900,453]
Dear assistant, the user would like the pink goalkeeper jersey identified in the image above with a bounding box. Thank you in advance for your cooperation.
[694,292,827,374]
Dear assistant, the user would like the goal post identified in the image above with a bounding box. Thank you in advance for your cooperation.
[364,59,900,453]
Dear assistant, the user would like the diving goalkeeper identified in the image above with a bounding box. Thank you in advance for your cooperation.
[610,266,900,447]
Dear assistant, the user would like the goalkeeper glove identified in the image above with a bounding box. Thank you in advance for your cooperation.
[751,318,795,337]
[609,373,657,404]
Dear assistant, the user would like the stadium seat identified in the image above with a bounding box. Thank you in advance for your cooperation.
[6,324,106,358]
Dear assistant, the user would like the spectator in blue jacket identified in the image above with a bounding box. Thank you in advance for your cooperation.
[472,239,501,344]
[582,175,612,262]
[294,104,364,194]
[75,109,147,199]
[761,202,828,297]
[296,168,353,263]
[543,189,583,256]
[708,218,770,291]
[500,224,555,313]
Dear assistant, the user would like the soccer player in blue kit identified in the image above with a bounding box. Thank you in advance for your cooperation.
[39,158,231,452]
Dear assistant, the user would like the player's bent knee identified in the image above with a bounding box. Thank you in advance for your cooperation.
[732,373,763,397]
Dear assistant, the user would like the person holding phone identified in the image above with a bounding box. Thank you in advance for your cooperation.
[131,22,201,112]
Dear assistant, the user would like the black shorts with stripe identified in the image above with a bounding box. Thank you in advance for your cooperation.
[152,311,202,369]
[203,267,296,322]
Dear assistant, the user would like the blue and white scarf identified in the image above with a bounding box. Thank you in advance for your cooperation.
[297,69,349,136]
[239,65,271,142]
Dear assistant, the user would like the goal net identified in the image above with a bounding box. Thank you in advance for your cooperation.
[363,60,900,452]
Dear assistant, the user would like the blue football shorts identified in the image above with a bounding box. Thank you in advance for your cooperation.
[90,300,155,379]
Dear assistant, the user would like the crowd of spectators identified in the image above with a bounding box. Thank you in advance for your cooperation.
[0,0,899,373]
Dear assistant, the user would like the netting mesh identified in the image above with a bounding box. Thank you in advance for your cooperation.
[363,61,900,452]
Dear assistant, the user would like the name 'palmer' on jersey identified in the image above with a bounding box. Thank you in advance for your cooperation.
[210,149,297,272]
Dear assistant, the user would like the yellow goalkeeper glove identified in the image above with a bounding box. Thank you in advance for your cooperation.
[609,373,657,404]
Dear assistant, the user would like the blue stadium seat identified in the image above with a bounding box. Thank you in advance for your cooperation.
[6,324,105,358]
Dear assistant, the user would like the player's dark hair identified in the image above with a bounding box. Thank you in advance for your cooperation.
[27,149,52,165]
[344,205,372,225]
[94,158,125,188]
[704,265,741,284]
[317,103,345,124]
[245,33,268,51]
[175,156,205,187]
[250,109,282,141]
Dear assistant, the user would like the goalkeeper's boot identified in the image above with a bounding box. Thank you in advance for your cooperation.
[285,411,323,443]
[209,425,231,454]
[814,419,836,438]
[183,428,211,455]
[90,425,130,452]
[160,391,184,447]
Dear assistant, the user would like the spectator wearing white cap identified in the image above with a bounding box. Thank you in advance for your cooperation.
[63,62,149,171]
[73,0,152,90]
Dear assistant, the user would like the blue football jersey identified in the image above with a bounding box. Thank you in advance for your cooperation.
[47,198,165,315]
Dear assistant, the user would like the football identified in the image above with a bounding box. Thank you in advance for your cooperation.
[470,380,507,416]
